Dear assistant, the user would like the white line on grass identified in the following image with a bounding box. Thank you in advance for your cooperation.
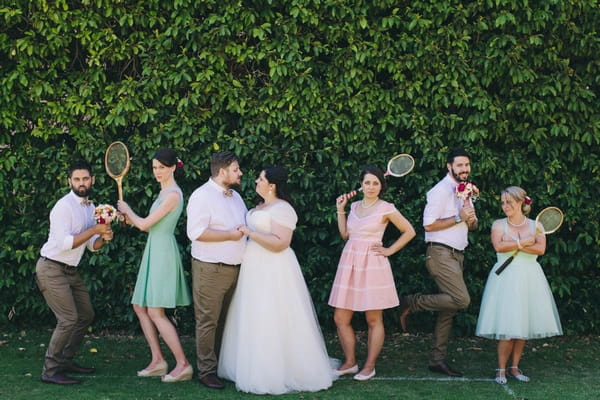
[20,375,495,382]
[500,383,518,398]
[372,376,494,382]
[371,377,520,399]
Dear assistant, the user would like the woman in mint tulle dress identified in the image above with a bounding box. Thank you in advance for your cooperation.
[475,186,562,384]
[118,148,193,383]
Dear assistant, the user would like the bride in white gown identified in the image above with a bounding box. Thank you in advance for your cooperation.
[218,166,335,394]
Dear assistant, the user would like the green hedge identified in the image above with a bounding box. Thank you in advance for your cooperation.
[1,0,598,335]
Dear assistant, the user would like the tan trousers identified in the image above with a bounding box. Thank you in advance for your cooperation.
[191,259,239,378]
[410,244,470,364]
[35,257,95,377]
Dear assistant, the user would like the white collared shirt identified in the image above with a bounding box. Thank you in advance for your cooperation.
[40,191,99,266]
[186,178,248,264]
[423,174,470,251]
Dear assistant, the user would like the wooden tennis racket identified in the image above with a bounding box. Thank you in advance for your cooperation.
[384,153,415,177]
[104,141,131,201]
[356,154,415,192]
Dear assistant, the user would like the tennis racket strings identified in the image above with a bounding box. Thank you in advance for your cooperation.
[537,207,564,234]
[387,154,415,177]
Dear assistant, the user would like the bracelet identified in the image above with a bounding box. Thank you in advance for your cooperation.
[337,211,346,215]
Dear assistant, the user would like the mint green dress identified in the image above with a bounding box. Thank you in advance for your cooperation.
[131,187,191,308]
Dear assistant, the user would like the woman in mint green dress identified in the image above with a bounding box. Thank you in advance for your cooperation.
[118,148,193,383]
[475,186,562,384]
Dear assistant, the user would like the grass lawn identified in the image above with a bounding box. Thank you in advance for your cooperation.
[1,329,598,400]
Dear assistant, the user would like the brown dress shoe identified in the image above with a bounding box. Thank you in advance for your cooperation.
[63,363,96,374]
[41,373,82,385]
[428,361,463,377]
[399,295,412,332]
[199,373,224,389]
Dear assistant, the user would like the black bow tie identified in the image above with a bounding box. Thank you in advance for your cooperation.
[223,189,233,197]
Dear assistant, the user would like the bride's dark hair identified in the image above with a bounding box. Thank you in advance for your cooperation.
[264,166,293,206]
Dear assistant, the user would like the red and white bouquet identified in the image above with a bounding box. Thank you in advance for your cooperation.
[456,181,480,202]
[93,204,118,224]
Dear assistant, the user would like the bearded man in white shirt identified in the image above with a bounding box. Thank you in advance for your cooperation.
[399,148,478,377]
[36,160,113,385]
[186,152,248,389]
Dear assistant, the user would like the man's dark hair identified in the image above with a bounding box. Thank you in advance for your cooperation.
[68,160,93,177]
[446,148,471,165]
[210,152,239,177]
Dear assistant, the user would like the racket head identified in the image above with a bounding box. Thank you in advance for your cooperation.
[104,141,131,179]
[386,154,415,177]
[535,206,564,234]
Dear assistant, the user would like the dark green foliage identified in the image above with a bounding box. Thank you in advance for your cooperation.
[1,0,598,334]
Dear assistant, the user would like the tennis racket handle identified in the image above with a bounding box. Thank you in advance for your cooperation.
[495,256,514,275]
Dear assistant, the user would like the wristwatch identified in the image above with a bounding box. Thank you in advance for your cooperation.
[454,215,462,224]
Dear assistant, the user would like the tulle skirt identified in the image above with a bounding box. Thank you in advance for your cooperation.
[476,252,562,340]
[218,241,335,394]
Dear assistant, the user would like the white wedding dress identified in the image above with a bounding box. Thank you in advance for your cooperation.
[218,202,335,394]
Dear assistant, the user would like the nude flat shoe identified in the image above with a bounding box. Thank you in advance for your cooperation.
[333,364,359,376]
[161,365,193,383]
[354,369,376,381]
[137,360,168,377]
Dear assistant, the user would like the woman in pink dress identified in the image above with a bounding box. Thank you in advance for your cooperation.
[329,166,415,381]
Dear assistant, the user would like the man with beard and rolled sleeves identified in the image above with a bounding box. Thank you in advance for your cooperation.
[36,160,113,385]
[186,152,248,389]
[399,148,478,377]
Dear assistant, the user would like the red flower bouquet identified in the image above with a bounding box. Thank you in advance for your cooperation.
[93,204,118,224]
[456,181,480,203]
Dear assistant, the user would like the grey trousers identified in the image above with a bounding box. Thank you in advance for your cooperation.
[35,257,94,377]
[411,244,470,364]
[191,259,239,378]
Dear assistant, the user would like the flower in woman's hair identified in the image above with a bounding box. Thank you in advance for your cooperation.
[93,204,118,224]
[524,196,532,205]
[176,158,184,168]
[456,181,480,202]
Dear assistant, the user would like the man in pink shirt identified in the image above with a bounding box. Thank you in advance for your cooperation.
[186,152,248,389]
[399,148,478,377]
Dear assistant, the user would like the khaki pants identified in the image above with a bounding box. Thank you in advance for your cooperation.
[35,257,94,377]
[411,244,470,364]
[191,259,239,378]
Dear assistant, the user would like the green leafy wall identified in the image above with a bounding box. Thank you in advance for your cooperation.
[1,0,598,334]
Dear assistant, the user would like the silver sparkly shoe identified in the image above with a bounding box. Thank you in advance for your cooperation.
[508,366,530,382]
